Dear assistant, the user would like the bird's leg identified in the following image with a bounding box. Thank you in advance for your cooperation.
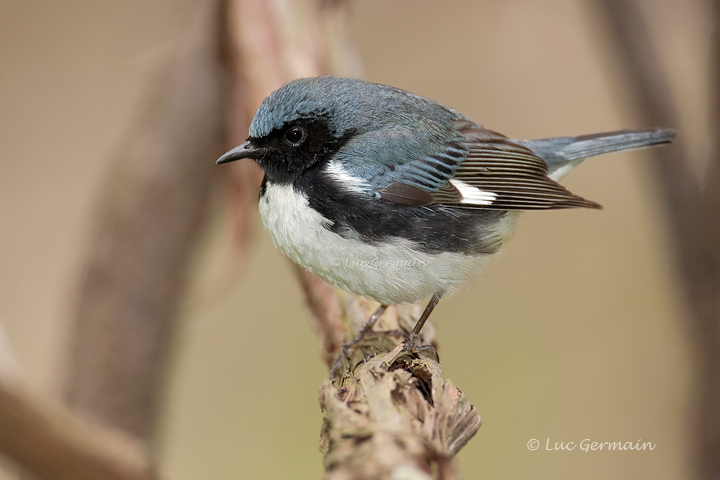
[331,304,391,380]
[343,304,403,349]
[411,292,443,336]
[356,304,388,339]
[332,295,444,379]
[403,292,443,355]
[350,292,443,348]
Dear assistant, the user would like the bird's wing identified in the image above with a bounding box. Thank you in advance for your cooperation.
[369,122,600,210]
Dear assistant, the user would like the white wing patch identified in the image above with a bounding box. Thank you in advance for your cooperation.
[325,161,371,193]
[449,179,497,206]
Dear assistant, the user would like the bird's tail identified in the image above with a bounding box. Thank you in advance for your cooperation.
[515,128,676,181]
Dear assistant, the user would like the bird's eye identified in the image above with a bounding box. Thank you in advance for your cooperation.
[284,126,306,147]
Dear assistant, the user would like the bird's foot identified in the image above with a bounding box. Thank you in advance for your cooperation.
[401,333,439,362]
[330,298,442,380]
[347,324,406,348]
[330,327,407,378]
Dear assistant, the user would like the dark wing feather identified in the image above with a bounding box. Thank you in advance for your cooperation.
[448,125,600,209]
[363,121,600,210]
[378,182,435,206]
[421,123,600,210]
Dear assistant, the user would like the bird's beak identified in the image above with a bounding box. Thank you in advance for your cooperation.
[215,141,259,165]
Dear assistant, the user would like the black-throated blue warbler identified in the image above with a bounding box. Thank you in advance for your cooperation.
[216,76,675,340]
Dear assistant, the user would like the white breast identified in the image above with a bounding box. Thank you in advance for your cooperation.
[258,182,495,305]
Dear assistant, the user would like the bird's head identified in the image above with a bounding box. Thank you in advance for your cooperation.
[216,76,459,184]
[216,77,375,183]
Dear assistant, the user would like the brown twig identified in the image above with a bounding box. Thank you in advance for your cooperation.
[320,349,480,480]
[0,3,227,476]
[62,1,226,441]
[0,321,21,387]
[221,0,360,362]
[0,381,156,480]
[295,267,345,366]
[318,300,476,480]
[592,2,720,478]
[1,322,159,480]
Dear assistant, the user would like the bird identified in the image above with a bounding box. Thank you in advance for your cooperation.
[216,76,675,343]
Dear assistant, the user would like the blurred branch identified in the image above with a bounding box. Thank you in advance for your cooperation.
[0,382,156,480]
[295,268,345,366]
[221,0,359,364]
[593,1,720,478]
[0,319,22,480]
[0,321,21,388]
[62,2,226,441]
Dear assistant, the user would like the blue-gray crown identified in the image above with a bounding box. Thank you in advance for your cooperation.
[248,76,465,141]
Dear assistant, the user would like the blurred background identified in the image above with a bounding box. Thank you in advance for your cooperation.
[0,0,710,479]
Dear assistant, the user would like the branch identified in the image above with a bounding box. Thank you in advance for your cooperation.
[0,381,156,480]
[295,267,345,366]
[0,320,21,388]
[320,350,480,480]
[61,1,226,441]
[221,0,359,363]
[0,318,156,480]
[592,2,720,478]
[591,0,720,321]
[319,301,478,480]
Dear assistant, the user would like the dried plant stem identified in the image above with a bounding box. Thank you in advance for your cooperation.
[61,2,226,441]
[0,380,156,480]
[593,2,720,478]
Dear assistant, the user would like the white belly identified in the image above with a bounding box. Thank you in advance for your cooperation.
[258,183,494,305]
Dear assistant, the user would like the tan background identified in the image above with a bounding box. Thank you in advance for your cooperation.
[0,0,707,478]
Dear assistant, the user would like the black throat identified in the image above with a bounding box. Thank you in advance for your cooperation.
[251,116,354,185]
